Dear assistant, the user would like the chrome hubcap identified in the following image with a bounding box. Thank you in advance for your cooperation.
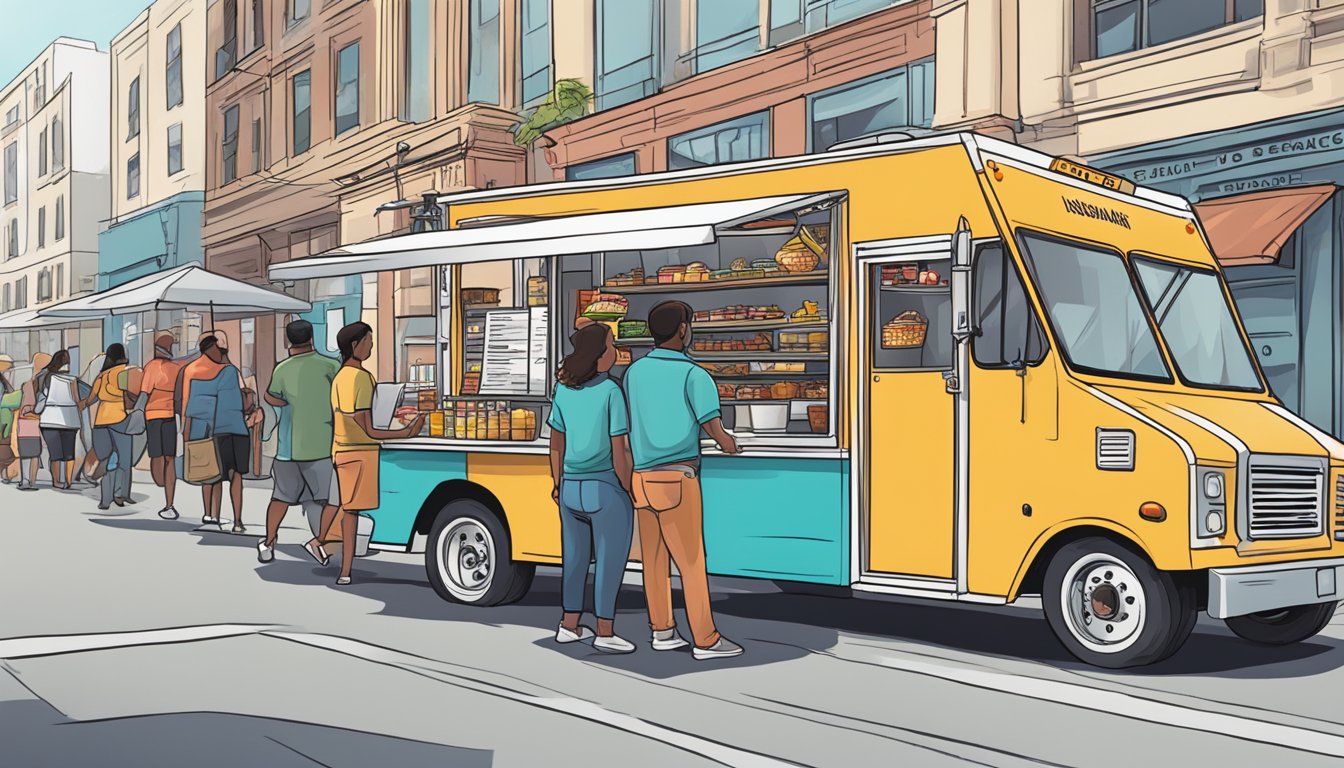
[439,518,495,599]
[1061,553,1146,653]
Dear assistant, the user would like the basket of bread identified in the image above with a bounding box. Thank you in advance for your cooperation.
[882,310,928,349]
[774,225,825,272]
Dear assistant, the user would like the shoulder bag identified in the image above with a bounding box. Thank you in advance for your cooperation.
[184,422,221,484]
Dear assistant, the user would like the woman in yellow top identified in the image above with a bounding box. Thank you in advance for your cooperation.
[82,343,134,510]
[311,322,422,586]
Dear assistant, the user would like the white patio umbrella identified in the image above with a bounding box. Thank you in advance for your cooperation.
[0,306,87,329]
[38,264,310,325]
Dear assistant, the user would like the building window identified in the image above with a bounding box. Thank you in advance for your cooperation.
[292,70,311,154]
[565,152,636,181]
[167,123,183,175]
[127,76,141,139]
[695,0,759,73]
[37,268,51,302]
[288,0,310,27]
[3,106,16,127]
[770,0,898,44]
[403,0,431,121]
[33,64,46,109]
[38,129,47,176]
[668,112,769,169]
[3,283,9,312]
[167,24,183,109]
[250,0,265,51]
[519,0,551,107]
[595,0,658,110]
[15,276,27,309]
[3,143,15,205]
[251,118,262,173]
[55,263,63,298]
[1090,0,1262,59]
[468,0,501,105]
[808,57,934,151]
[6,219,14,259]
[127,153,140,199]
[51,116,64,171]
[222,105,240,184]
[55,195,64,240]
[335,42,361,135]
[217,0,238,79]
[37,207,44,248]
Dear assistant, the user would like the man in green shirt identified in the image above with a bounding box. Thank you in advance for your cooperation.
[257,320,342,563]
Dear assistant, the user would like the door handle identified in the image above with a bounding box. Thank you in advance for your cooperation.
[873,375,880,382]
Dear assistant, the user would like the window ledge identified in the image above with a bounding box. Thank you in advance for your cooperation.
[1073,18,1263,81]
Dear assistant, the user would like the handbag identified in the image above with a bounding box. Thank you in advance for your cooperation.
[184,424,221,484]
[122,393,148,436]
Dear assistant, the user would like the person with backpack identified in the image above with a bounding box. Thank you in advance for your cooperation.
[35,349,81,491]
[14,353,50,491]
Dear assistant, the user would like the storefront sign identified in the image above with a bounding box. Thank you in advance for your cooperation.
[1061,196,1132,230]
[1203,173,1306,196]
[1127,131,1344,184]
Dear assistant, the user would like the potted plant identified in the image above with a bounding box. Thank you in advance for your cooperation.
[512,79,593,147]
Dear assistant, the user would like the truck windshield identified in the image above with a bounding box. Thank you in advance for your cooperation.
[1018,232,1171,382]
[1132,256,1262,391]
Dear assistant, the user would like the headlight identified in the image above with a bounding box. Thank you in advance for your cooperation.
[1203,471,1224,499]
[1204,510,1226,537]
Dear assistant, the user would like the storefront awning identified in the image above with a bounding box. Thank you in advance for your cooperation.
[1194,185,1337,267]
[0,305,89,330]
[39,264,310,318]
[267,193,844,281]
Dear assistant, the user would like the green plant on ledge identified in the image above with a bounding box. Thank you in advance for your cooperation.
[512,79,593,148]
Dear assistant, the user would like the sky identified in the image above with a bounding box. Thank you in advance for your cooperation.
[0,0,151,87]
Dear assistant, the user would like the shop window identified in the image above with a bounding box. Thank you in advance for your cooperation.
[808,57,934,151]
[468,0,501,105]
[217,0,238,79]
[1088,0,1261,60]
[595,0,658,110]
[667,112,769,170]
[51,116,64,171]
[127,153,140,199]
[973,242,1046,369]
[695,0,759,73]
[288,0,310,28]
[54,196,64,241]
[292,71,311,154]
[37,130,47,177]
[221,104,240,184]
[4,142,16,205]
[167,123,183,176]
[167,24,183,108]
[403,0,431,121]
[335,42,361,135]
[127,77,141,139]
[519,0,551,107]
[565,152,636,181]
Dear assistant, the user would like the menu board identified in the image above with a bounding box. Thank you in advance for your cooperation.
[527,306,549,396]
[480,308,550,396]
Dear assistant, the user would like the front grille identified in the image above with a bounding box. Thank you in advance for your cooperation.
[1096,429,1135,471]
[1335,476,1344,541]
[1246,457,1326,539]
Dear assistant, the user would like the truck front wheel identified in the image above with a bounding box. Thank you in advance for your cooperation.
[1042,537,1196,669]
[425,500,534,606]
[1224,603,1337,646]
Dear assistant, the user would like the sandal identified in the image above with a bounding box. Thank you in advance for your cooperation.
[231,524,247,534]
[335,576,352,586]
[304,540,330,567]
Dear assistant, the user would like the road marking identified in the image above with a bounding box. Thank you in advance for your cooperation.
[0,624,273,660]
[803,639,1344,758]
[265,630,803,768]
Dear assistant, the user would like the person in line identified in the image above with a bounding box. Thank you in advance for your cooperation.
[14,353,50,491]
[314,322,422,585]
[72,352,106,488]
[0,355,17,483]
[257,320,341,564]
[547,323,637,653]
[84,344,134,509]
[36,350,81,490]
[624,300,743,661]
[181,334,253,531]
[139,333,184,519]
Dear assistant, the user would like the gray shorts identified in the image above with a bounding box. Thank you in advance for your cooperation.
[271,458,334,505]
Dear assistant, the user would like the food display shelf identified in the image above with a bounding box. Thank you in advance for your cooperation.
[690,352,829,362]
[880,285,950,293]
[603,274,828,294]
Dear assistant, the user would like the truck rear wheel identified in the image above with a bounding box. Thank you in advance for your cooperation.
[425,500,534,606]
[1224,603,1337,646]
[1042,537,1196,669]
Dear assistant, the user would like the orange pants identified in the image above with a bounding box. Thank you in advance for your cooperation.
[633,469,721,649]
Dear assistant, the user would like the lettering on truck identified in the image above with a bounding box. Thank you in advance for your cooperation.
[1061,196,1132,230]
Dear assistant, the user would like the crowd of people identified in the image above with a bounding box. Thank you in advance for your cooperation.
[0,302,746,660]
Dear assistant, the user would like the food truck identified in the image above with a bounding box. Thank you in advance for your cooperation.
[270,132,1344,668]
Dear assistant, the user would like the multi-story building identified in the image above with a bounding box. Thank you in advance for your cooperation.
[535,0,937,179]
[0,38,109,369]
[202,0,526,384]
[102,0,210,365]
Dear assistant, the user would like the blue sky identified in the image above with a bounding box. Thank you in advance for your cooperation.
[0,0,151,86]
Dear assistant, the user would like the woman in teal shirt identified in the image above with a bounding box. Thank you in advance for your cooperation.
[547,323,635,654]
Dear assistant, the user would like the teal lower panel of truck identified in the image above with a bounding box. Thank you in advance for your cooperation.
[370,449,468,547]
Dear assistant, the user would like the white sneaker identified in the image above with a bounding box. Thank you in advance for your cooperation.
[594,634,636,654]
[256,539,274,563]
[692,637,744,660]
[158,506,179,520]
[555,624,595,644]
[651,628,690,651]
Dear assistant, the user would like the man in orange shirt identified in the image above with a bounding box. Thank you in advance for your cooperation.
[140,333,184,519]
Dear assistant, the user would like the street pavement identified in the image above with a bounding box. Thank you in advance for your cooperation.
[3,473,1344,767]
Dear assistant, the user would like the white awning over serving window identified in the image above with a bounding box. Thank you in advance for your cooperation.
[267,192,844,281]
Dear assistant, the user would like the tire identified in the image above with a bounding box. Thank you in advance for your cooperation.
[1224,602,1338,646]
[1042,537,1196,669]
[425,499,535,606]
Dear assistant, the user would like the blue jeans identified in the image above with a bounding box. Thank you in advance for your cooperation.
[94,423,133,506]
[559,472,634,620]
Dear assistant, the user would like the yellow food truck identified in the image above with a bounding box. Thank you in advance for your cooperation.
[271,131,1344,668]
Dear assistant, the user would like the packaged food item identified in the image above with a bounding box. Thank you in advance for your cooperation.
[582,293,629,319]
[658,265,688,284]
[527,276,549,306]
[791,300,821,322]
[801,381,829,399]
[511,408,538,441]
[771,381,800,399]
[717,383,738,399]
[685,262,710,282]
[429,411,446,437]
[902,265,919,282]
[736,384,770,400]
[807,404,828,434]
[883,310,928,348]
[730,258,748,270]
[808,331,829,352]
[617,320,649,338]
[753,362,805,373]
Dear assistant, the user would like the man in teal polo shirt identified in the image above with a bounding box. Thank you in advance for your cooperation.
[625,300,743,660]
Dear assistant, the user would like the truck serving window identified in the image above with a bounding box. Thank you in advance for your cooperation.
[1018,232,1171,382]
[1132,256,1262,392]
